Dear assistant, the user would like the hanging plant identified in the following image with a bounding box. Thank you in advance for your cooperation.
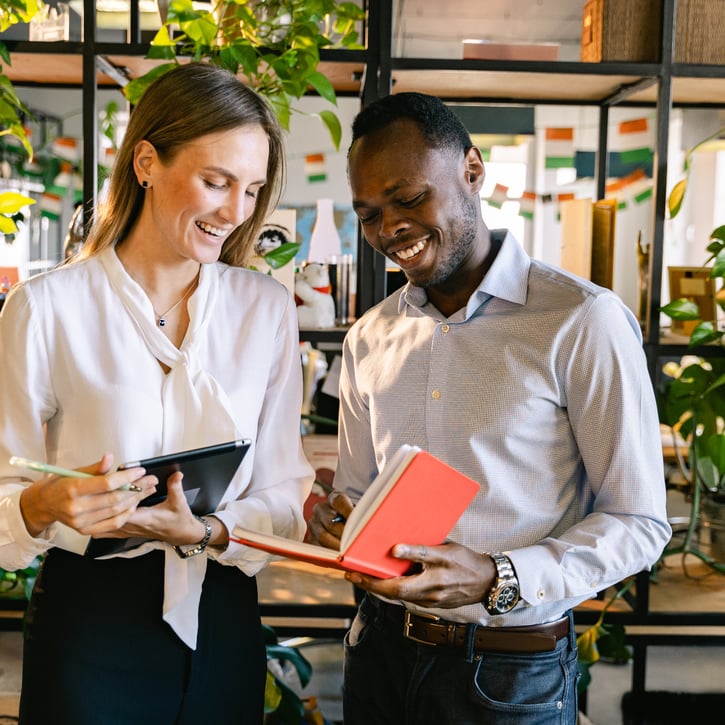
[124,0,366,150]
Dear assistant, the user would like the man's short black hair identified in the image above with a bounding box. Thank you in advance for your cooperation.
[350,92,473,155]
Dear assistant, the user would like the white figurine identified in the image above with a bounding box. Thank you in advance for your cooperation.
[295,263,336,328]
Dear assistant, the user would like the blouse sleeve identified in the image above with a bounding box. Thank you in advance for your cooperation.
[212,291,314,572]
[0,283,59,569]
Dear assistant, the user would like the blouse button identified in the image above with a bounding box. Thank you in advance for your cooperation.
[441,324,450,333]
[431,390,441,400]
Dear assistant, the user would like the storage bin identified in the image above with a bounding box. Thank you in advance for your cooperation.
[580,0,725,64]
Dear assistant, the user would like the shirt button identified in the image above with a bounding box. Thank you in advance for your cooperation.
[536,589,545,600]
[441,324,450,333]
[431,390,441,400]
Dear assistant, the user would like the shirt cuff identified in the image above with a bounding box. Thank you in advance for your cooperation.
[3,487,53,556]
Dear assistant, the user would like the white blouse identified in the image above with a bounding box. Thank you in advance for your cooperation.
[0,246,313,648]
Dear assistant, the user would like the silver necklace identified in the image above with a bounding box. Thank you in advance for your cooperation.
[154,273,199,327]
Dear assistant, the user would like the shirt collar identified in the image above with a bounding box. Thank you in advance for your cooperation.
[397,229,530,317]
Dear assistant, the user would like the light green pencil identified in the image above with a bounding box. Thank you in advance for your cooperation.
[8,456,138,491]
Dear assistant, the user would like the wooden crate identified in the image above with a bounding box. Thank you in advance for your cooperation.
[676,0,725,64]
[580,0,725,64]
[581,0,660,63]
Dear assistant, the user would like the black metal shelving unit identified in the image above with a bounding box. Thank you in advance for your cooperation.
[2,0,724,701]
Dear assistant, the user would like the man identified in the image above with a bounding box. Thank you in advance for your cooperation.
[309,92,671,725]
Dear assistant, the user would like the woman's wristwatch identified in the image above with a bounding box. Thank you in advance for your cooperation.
[173,515,212,559]
[482,552,520,614]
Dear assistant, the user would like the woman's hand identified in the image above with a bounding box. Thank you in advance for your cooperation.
[307,490,354,550]
[19,452,156,538]
[344,541,496,609]
[107,472,228,548]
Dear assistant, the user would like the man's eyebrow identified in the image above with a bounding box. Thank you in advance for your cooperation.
[352,180,411,208]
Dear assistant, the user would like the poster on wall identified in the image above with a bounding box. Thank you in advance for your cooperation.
[291,203,358,263]
[251,208,297,294]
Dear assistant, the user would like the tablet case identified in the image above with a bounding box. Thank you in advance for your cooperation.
[84,439,251,558]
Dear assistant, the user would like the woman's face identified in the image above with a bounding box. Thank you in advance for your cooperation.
[141,124,270,264]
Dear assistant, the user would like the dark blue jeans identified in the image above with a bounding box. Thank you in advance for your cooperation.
[343,595,579,725]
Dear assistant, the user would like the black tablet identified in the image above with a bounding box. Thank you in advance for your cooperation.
[85,439,251,558]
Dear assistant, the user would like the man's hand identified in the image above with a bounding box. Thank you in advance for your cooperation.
[344,541,497,609]
[307,490,354,550]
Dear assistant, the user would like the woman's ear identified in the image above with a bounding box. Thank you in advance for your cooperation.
[133,140,157,187]
[464,145,485,193]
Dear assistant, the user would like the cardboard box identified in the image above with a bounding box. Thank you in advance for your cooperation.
[463,40,559,62]
[580,0,725,65]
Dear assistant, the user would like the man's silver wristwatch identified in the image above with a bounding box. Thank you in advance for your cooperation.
[483,552,520,615]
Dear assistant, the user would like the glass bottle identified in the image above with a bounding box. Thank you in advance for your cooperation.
[307,198,342,263]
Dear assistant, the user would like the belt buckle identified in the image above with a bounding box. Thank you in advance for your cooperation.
[403,609,440,645]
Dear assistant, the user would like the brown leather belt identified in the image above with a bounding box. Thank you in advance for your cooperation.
[378,600,569,654]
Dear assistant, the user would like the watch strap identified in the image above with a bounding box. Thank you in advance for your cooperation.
[483,551,520,614]
[173,515,212,559]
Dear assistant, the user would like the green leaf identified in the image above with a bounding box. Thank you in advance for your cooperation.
[269,677,305,722]
[595,623,632,663]
[0,41,10,66]
[705,434,725,481]
[711,249,725,278]
[668,177,687,219]
[167,0,197,24]
[577,660,593,694]
[710,224,725,244]
[229,42,259,76]
[183,13,219,47]
[263,242,301,269]
[0,123,33,159]
[268,94,292,131]
[266,644,313,688]
[576,622,604,665]
[307,70,337,105]
[319,109,342,150]
[0,190,34,214]
[660,298,701,321]
[123,63,178,105]
[689,322,722,347]
[263,669,282,713]
[149,24,176,48]
[0,215,18,234]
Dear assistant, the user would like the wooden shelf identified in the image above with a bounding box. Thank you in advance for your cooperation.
[5,50,366,94]
[6,44,725,107]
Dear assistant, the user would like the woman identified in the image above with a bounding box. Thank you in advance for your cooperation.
[0,63,313,724]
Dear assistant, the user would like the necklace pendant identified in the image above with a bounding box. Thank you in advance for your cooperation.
[158,318,166,327]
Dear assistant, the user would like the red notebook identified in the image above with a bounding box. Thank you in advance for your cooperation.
[231,445,480,578]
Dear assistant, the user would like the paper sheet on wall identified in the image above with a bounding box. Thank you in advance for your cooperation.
[560,198,593,278]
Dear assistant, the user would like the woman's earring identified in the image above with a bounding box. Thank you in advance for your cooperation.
[142,180,149,189]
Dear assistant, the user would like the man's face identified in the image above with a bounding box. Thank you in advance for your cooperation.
[348,119,480,289]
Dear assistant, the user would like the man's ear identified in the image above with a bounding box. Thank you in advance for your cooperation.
[464,145,485,193]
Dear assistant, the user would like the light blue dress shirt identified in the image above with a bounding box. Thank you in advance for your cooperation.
[335,230,672,627]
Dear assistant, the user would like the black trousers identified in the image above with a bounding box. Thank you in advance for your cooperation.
[19,548,266,724]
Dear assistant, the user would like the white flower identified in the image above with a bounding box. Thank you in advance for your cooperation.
[663,355,711,379]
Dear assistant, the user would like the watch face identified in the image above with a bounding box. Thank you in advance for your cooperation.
[493,583,519,612]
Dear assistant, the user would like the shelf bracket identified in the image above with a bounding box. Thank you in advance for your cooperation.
[96,56,130,88]
[602,77,658,107]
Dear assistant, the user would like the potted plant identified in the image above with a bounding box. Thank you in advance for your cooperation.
[124,0,365,150]
[0,0,44,237]
[658,123,725,571]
